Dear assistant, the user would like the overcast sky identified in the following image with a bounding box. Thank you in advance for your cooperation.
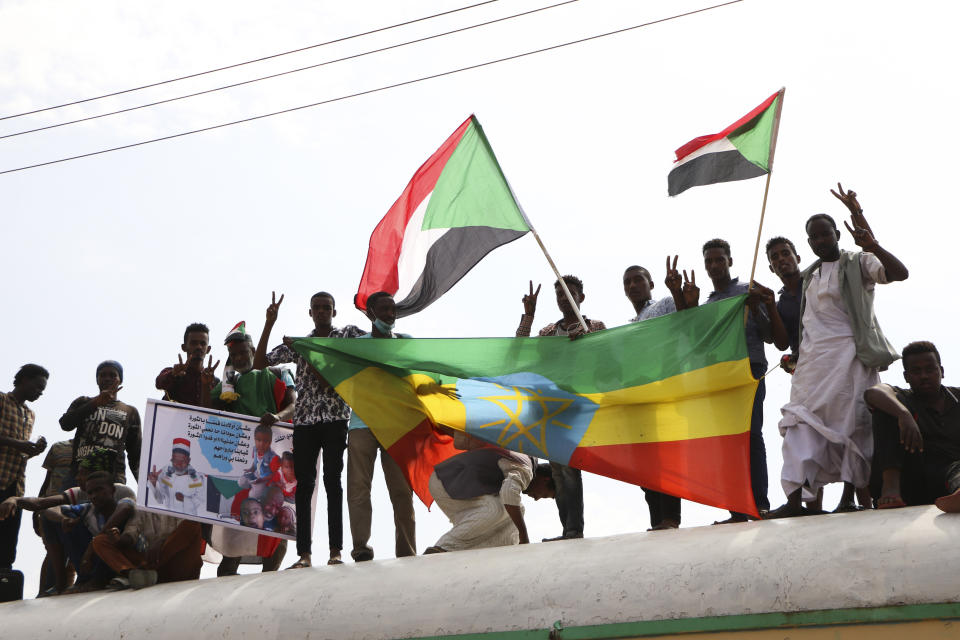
[2,0,956,595]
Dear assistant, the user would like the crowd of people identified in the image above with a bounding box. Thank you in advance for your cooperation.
[1,183,958,599]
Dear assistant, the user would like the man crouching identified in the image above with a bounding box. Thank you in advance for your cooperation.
[424,442,555,553]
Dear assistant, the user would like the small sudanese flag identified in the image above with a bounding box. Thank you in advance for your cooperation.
[668,89,784,196]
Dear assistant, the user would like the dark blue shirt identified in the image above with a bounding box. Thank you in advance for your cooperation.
[706,278,771,368]
[777,284,802,356]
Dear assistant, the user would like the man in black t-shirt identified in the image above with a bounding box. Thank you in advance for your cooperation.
[59,361,141,484]
[865,341,960,510]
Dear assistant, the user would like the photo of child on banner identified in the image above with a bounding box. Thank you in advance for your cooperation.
[138,399,309,540]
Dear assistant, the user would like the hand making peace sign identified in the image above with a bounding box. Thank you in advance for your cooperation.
[682,269,699,308]
[265,291,285,325]
[522,280,541,316]
[665,255,682,293]
[831,182,878,251]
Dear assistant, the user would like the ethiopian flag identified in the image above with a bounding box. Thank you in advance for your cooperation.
[355,115,530,317]
[668,88,784,196]
[293,296,760,516]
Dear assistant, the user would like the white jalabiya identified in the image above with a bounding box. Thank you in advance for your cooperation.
[779,254,887,500]
[429,458,531,551]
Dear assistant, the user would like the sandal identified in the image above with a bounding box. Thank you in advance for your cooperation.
[286,559,311,569]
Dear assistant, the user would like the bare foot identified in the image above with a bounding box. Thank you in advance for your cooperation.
[833,501,864,513]
[935,488,960,513]
[877,495,906,509]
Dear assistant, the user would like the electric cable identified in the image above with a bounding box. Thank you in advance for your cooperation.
[0,0,502,121]
[0,0,743,177]
[0,0,579,141]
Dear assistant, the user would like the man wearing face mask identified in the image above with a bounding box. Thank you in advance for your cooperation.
[346,291,417,562]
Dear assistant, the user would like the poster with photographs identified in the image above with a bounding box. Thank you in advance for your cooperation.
[137,399,311,540]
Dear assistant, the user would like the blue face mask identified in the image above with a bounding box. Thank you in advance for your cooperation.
[373,317,395,335]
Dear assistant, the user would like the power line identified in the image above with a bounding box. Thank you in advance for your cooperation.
[0,0,580,141]
[0,0,743,177]
[0,0,502,122]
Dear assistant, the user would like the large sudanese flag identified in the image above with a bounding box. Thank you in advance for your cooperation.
[355,115,530,317]
[668,88,784,196]
[293,295,760,516]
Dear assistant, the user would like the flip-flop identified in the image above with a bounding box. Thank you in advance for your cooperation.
[877,496,907,509]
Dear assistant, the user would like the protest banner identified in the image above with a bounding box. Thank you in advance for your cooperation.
[137,399,310,541]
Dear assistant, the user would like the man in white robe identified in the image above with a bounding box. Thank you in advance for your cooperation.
[770,184,908,517]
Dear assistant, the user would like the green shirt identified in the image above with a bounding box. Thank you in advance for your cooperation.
[212,369,287,418]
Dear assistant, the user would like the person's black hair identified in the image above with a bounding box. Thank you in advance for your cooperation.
[183,323,210,343]
[254,424,273,438]
[523,463,556,494]
[366,291,394,313]
[554,275,584,295]
[623,265,652,284]
[281,451,295,464]
[765,236,798,257]
[13,363,49,387]
[805,213,837,233]
[902,340,941,366]
[702,238,731,257]
[311,291,335,306]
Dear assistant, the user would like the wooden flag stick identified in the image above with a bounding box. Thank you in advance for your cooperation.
[747,169,775,288]
[529,227,591,334]
[746,87,786,294]
[494,133,591,335]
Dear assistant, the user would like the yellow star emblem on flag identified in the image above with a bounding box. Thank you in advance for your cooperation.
[474,383,575,455]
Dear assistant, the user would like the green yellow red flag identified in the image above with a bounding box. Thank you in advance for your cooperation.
[292,295,759,515]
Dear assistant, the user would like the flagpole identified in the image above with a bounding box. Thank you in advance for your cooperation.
[479,114,590,334]
[528,227,591,334]
[746,87,786,292]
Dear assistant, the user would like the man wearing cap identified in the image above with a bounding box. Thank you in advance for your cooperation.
[147,438,203,515]
[205,323,295,574]
[60,361,141,485]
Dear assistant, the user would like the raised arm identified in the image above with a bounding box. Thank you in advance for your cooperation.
[254,291,284,370]
[516,281,540,337]
[831,183,909,282]
[665,255,687,311]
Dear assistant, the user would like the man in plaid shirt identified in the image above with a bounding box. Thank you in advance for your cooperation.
[0,364,49,570]
[516,275,605,542]
[254,291,365,568]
